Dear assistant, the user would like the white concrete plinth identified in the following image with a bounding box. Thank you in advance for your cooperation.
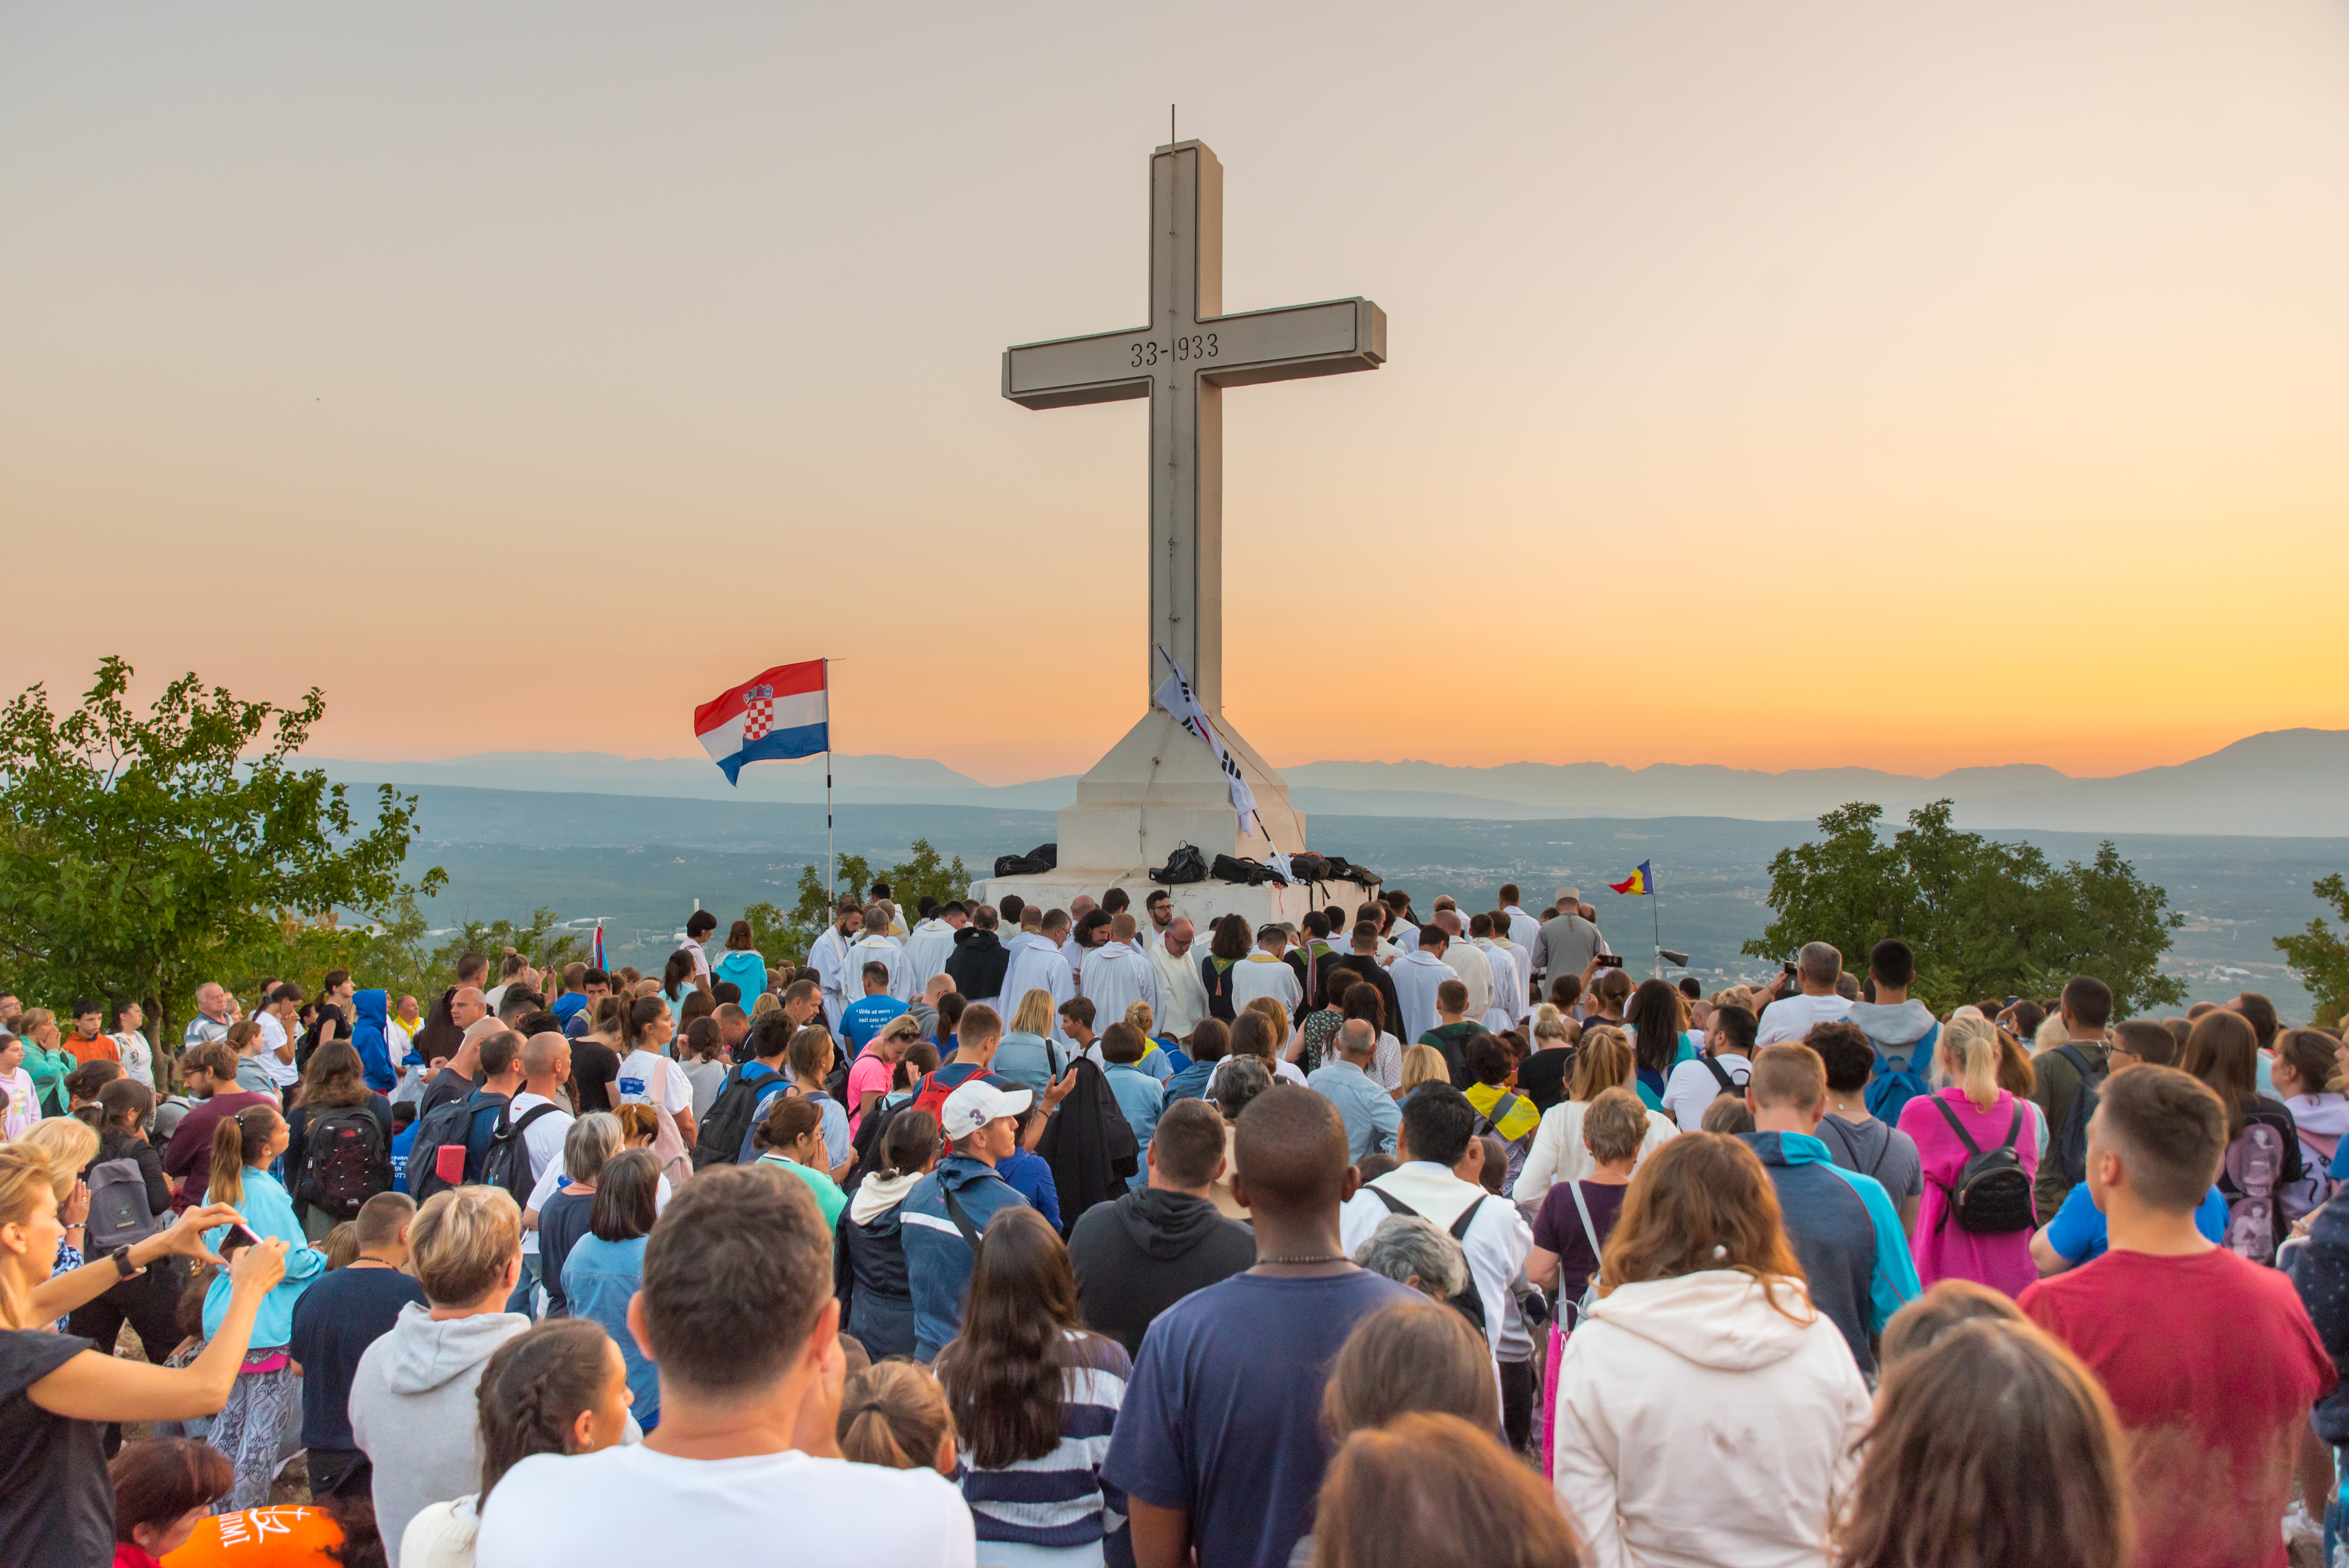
[1049,706,1300,879]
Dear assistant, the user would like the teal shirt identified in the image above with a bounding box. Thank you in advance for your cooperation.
[757,1153,847,1229]
[201,1165,326,1345]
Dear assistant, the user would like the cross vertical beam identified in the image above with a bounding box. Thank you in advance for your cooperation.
[1003,140,1385,717]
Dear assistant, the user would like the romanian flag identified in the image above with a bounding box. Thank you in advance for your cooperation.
[1610,861,1654,896]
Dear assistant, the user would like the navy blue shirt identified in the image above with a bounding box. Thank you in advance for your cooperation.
[536,1188,598,1318]
[1105,1268,1416,1568]
[287,1265,428,1450]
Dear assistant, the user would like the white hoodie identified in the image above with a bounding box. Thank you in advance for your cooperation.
[1552,1270,1870,1568]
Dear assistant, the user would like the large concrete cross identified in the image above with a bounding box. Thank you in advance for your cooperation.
[1003,140,1386,715]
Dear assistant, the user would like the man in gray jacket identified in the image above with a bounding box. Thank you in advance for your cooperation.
[349,1185,530,1568]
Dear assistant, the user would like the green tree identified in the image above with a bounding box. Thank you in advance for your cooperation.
[1743,800,2185,1015]
[750,839,974,969]
[426,907,590,995]
[2275,874,2349,1027]
[0,657,446,1049]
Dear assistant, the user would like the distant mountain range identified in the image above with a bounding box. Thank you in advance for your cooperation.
[308,727,2349,837]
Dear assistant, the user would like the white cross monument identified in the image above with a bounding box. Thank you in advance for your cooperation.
[994,139,1386,896]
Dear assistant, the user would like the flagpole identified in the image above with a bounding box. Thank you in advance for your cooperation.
[1651,885,1663,980]
[825,661,834,903]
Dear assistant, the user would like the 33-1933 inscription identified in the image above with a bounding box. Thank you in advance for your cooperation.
[1129,333,1218,368]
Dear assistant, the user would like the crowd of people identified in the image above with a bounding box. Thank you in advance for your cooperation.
[3,875,2347,1568]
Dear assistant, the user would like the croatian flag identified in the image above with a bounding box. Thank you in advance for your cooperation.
[695,660,829,785]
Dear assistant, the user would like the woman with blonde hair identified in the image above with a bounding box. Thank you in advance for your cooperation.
[993,990,1066,1096]
[0,1144,283,1564]
[1834,1318,2130,1568]
[1513,1026,1677,1208]
[15,1117,100,1288]
[1551,1133,1870,1566]
[1398,1043,1450,1105]
[1896,1013,2041,1295]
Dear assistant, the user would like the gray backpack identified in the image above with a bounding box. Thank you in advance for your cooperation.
[86,1156,166,1254]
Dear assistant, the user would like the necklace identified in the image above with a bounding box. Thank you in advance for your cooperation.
[1256,1254,1349,1267]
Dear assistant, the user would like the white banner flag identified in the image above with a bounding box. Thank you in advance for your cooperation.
[1152,644,1266,840]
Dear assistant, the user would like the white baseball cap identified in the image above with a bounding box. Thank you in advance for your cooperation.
[942,1078,1032,1140]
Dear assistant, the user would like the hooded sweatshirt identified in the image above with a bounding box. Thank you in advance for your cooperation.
[1739,1131,1919,1376]
[349,1303,532,1568]
[1552,1270,1871,1568]
[944,926,1011,1008]
[841,1169,924,1358]
[711,946,768,1006]
[351,989,396,1094]
[1842,998,1936,1049]
[1066,1186,1256,1355]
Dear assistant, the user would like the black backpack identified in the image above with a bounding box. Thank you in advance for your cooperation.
[1151,843,1208,885]
[1927,1096,2036,1234]
[1700,1054,1750,1097]
[1211,853,1286,887]
[405,1092,480,1199]
[2050,1044,2108,1188]
[478,1102,563,1205]
[994,841,1060,877]
[1367,1187,1489,1336]
[693,1061,789,1171]
[298,1106,389,1221]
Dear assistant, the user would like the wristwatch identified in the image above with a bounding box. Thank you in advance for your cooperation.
[110,1245,142,1280]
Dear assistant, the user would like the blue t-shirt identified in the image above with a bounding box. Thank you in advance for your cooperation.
[389,1123,416,1189]
[840,994,912,1054]
[2043,1180,2229,1264]
[1104,1268,1418,1568]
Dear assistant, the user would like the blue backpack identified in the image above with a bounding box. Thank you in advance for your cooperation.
[1864,1023,1939,1127]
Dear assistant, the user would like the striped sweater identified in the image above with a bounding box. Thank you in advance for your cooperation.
[946,1329,1132,1552]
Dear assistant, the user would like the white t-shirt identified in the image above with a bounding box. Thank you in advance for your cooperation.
[1754,992,1854,1047]
[615,1050,691,1115]
[678,941,711,980]
[110,1032,154,1088]
[1661,1053,1751,1132]
[474,1440,975,1568]
[507,1091,575,1255]
[255,1014,302,1086]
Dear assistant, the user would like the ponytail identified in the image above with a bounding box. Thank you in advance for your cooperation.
[207,1106,278,1209]
[209,1115,248,1209]
[1941,1015,2003,1111]
[836,1362,954,1472]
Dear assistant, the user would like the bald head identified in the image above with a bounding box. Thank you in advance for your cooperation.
[1339,1019,1377,1062]
[1435,910,1463,937]
[1070,894,1097,919]
[449,986,488,1030]
[521,1031,570,1085]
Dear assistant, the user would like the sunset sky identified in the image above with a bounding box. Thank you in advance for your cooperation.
[5,2,2346,786]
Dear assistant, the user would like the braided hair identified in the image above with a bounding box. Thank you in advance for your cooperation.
[474,1319,616,1503]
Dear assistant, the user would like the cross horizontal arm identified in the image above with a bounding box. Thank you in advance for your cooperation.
[1197,297,1387,388]
[1002,328,1154,410]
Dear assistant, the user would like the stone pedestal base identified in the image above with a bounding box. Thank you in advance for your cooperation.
[1050,707,1301,878]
